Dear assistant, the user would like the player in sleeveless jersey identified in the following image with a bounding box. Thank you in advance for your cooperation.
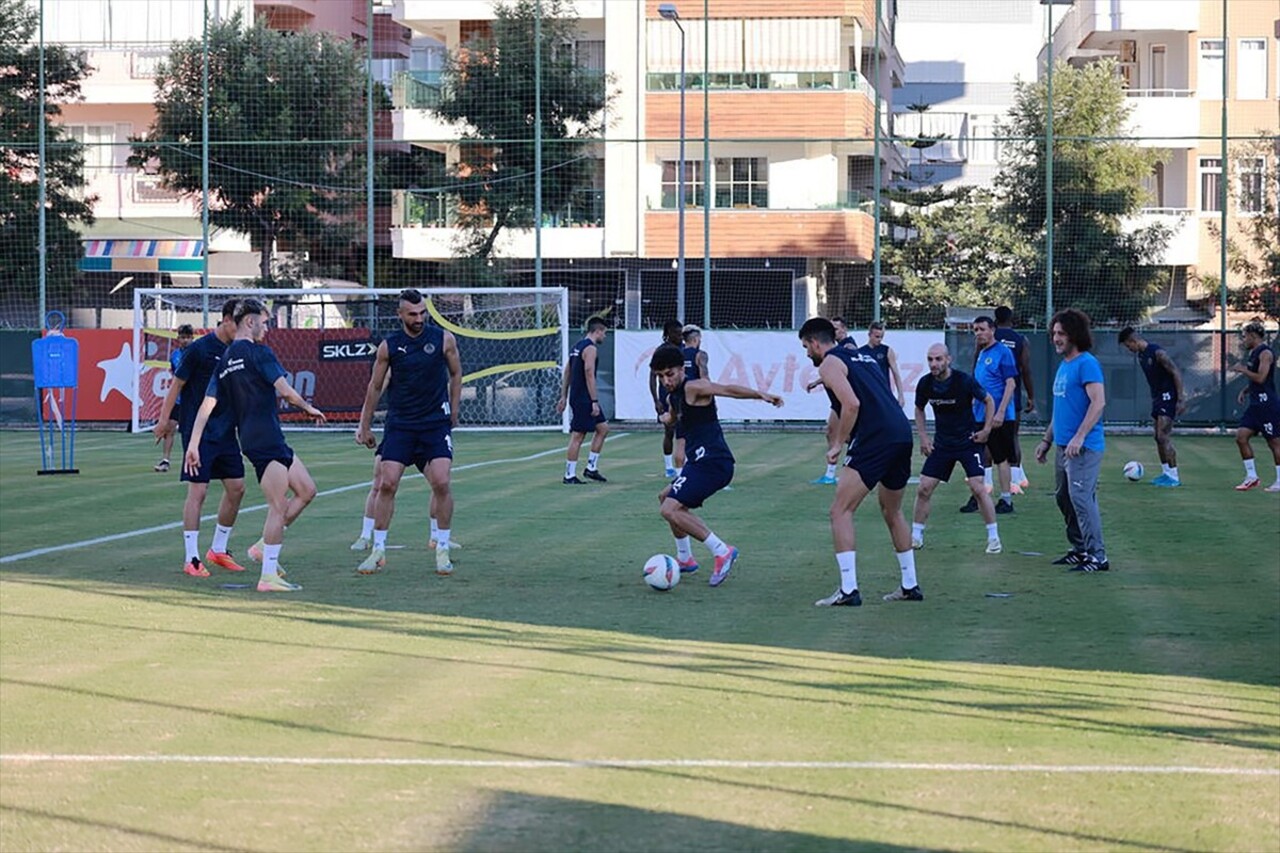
[186,299,326,592]
[911,344,1002,554]
[857,321,906,406]
[673,323,710,473]
[650,344,782,587]
[153,300,247,578]
[650,320,684,476]
[557,317,610,483]
[1119,327,1186,486]
[806,316,862,484]
[154,324,193,472]
[800,318,922,607]
[355,289,463,575]
[1229,322,1280,492]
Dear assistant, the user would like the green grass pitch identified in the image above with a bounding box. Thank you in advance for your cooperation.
[1,428,1277,851]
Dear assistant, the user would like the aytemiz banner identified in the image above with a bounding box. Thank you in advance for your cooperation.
[613,329,939,421]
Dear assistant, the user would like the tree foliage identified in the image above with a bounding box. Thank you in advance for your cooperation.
[995,60,1170,324]
[431,0,616,260]
[130,13,370,282]
[0,0,94,318]
[1208,134,1280,325]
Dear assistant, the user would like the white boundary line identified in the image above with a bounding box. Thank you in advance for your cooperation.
[0,435,628,565]
[0,754,1275,775]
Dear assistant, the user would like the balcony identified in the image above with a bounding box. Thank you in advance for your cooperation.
[1123,208,1198,266]
[1053,0,1199,60]
[644,206,874,260]
[395,0,603,28]
[392,71,467,151]
[1124,90,1198,147]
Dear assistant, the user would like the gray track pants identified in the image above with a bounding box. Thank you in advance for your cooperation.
[1054,446,1107,562]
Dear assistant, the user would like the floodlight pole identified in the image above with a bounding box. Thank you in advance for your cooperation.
[201,0,211,325]
[659,4,686,323]
[38,0,46,324]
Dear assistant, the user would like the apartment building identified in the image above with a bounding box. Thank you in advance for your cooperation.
[389,0,905,321]
[35,0,408,301]
[1048,0,1280,315]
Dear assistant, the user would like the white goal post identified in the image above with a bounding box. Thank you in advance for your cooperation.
[131,286,570,433]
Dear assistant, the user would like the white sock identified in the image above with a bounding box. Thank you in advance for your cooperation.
[565,460,577,479]
[675,536,693,561]
[361,516,375,538]
[1161,462,1172,476]
[436,528,451,549]
[261,543,282,577]
[1168,466,1179,482]
[703,532,730,558]
[674,466,682,476]
[983,467,993,488]
[1000,492,1011,502]
[911,522,925,538]
[897,549,918,590]
[373,529,387,549]
[1244,459,1258,479]
[587,451,600,471]
[825,463,838,479]
[211,524,232,553]
[663,454,674,470]
[986,522,999,540]
[1011,465,1025,483]
[836,550,858,593]
[430,516,439,539]
[183,530,199,561]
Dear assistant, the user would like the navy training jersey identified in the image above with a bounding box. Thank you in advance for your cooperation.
[681,345,703,383]
[915,369,987,450]
[826,347,911,448]
[838,336,859,351]
[174,331,234,447]
[1244,343,1279,411]
[568,336,597,405]
[207,339,287,454]
[856,342,892,384]
[670,382,734,463]
[993,327,1026,409]
[383,325,450,428]
[1137,342,1178,403]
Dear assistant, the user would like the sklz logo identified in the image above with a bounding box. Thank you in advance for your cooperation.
[319,340,377,362]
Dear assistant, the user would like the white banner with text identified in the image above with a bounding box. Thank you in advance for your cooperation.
[614,329,940,421]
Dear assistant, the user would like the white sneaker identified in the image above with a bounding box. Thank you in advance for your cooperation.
[356,547,386,575]
[910,535,924,550]
[1265,481,1280,493]
[986,538,1003,554]
[435,546,454,576]
[350,536,370,552]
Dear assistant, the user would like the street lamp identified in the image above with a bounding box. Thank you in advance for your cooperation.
[658,3,686,322]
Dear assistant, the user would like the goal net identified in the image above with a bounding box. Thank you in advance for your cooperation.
[131,287,569,433]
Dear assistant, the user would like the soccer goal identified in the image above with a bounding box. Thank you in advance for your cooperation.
[131,286,570,433]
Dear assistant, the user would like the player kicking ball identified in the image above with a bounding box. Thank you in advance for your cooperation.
[650,344,783,586]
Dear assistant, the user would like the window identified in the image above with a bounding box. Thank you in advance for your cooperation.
[967,114,1003,164]
[661,160,706,209]
[65,124,123,174]
[1198,39,1224,98]
[1238,39,1268,99]
[714,157,767,209]
[1238,158,1265,214]
[1198,157,1222,212]
[574,40,605,72]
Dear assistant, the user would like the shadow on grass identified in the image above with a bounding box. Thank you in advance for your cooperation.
[0,803,249,852]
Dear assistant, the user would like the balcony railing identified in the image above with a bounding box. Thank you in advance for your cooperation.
[646,70,872,93]
[392,70,443,110]
[398,188,604,228]
[1125,89,1195,98]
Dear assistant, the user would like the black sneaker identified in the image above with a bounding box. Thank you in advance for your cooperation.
[883,585,925,601]
[583,468,608,482]
[959,495,979,513]
[994,498,1014,514]
[814,588,862,607]
[1069,557,1110,573]
[1051,551,1087,566]
[563,476,586,485]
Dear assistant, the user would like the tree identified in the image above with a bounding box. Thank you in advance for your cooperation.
[431,0,616,260]
[995,60,1170,325]
[1208,134,1280,325]
[0,0,94,319]
[129,13,370,283]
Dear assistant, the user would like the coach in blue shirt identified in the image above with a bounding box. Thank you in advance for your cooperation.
[1034,308,1108,573]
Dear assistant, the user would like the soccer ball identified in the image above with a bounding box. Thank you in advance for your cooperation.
[1123,460,1144,481]
[643,554,680,591]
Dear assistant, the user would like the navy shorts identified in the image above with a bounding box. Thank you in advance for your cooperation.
[845,441,913,491]
[1240,406,1280,439]
[380,423,453,472]
[921,443,985,483]
[667,457,734,509]
[180,436,245,484]
[570,400,606,434]
[245,445,295,482]
[1151,396,1177,420]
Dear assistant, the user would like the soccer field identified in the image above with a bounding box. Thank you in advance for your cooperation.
[1,429,1277,851]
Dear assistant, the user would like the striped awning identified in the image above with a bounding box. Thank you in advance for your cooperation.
[80,239,205,273]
